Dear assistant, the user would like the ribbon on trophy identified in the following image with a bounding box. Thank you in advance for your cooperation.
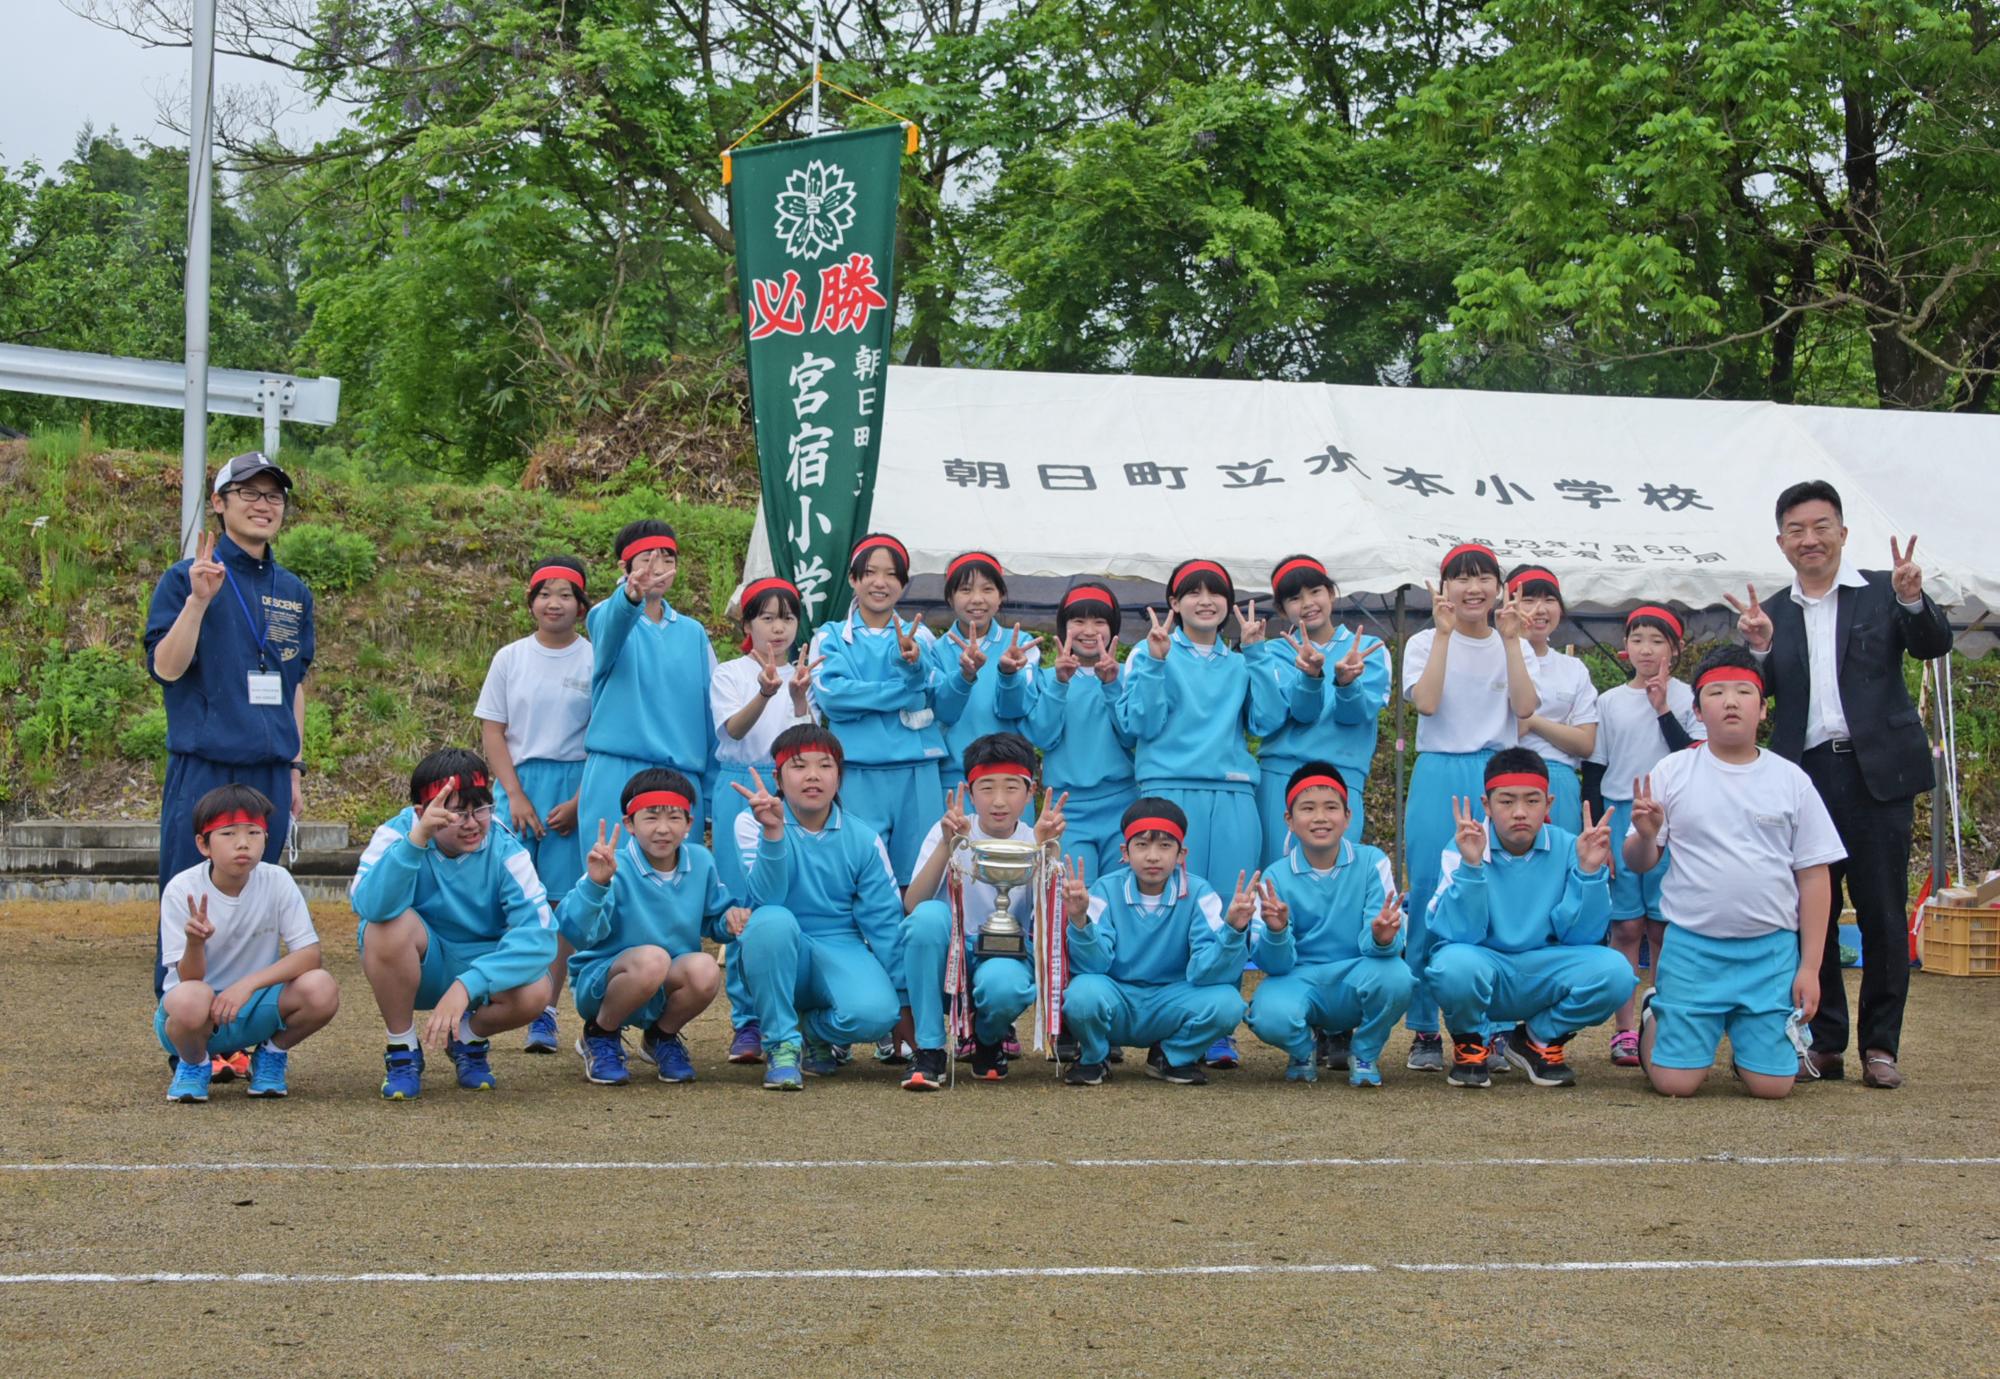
[943,839,974,1050]
[1035,846,1066,1055]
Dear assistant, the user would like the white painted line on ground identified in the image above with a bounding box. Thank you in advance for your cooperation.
[0,1256,1990,1286]
[2,1153,1995,1174]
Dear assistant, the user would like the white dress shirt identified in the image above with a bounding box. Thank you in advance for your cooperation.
[1790,562,1870,748]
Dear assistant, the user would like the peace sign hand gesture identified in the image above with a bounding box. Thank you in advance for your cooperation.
[1495,589,1526,639]
[941,782,973,840]
[1225,870,1263,931]
[893,610,922,666]
[948,626,988,682]
[730,767,786,838]
[583,819,622,886]
[1428,580,1457,633]
[184,893,215,945]
[756,648,784,700]
[1033,788,1070,846]
[1094,636,1121,684]
[187,530,225,603]
[789,646,822,709]
[1282,629,1326,679]
[1053,627,1081,684]
[1643,663,1672,714]
[1629,775,1664,842]
[1723,584,1772,653]
[1370,891,1405,947]
[1452,796,1487,867]
[1237,599,1267,647]
[1145,607,1176,659]
[1575,800,1613,873]
[409,779,464,848]
[1333,627,1374,686]
[997,624,1034,675]
[1063,854,1092,922]
[1256,877,1288,933]
[1890,535,1924,603]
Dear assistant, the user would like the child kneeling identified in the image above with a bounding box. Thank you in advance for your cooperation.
[559,769,729,1087]
[351,749,558,1099]
[1624,647,1844,1099]
[1425,748,1631,1088]
[158,785,339,1102]
[1244,763,1411,1088]
[1059,799,1249,1087]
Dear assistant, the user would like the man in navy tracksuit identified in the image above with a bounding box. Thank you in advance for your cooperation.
[144,453,315,1000]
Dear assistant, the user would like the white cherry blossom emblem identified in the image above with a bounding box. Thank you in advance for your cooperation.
[773,159,857,260]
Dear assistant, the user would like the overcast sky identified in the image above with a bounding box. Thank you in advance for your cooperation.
[1,1,344,173]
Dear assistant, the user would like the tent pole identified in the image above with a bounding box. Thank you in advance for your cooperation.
[1392,585,1407,891]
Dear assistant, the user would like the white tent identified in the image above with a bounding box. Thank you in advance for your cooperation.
[746,366,1997,639]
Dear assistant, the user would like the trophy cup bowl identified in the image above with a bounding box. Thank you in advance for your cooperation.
[964,837,1039,960]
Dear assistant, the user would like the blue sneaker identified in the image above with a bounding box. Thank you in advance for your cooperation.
[802,1038,842,1077]
[382,1045,424,1100]
[167,1057,212,1103]
[1284,1055,1319,1083]
[246,1044,289,1098]
[727,1021,765,1064]
[1202,1036,1241,1070]
[1348,1057,1382,1088]
[576,1033,629,1086]
[764,1040,804,1090]
[523,1008,559,1053]
[645,1031,696,1083]
[447,1037,496,1091]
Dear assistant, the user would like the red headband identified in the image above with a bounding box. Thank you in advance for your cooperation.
[1169,560,1231,596]
[621,534,677,563]
[850,534,908,567]
[200,808,268,836]
[946,551,1001,581]
[1271,556,1328,589]
[739,576,800,618]
[967,761,1034,784]
[1285,774,1349,809]
[1696,665,1765,695]
[1123,815,1186,843]
[1485,772,1551,793]
[1061,585,1114,609]
[1506,566,1558,594]
[773,743,836,772]
[626,790,692,816]
[528,565,585,594]
[1440,542,1497,573]
[1627,604,1685,639]
[418,771,489,807]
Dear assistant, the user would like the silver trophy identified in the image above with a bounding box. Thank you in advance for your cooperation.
[962,837,1039,960]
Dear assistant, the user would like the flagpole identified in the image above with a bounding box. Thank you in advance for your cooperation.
[809,3,824,135]
[181,0,218,558]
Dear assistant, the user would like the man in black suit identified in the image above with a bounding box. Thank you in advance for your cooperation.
[1725,480,1953,1089]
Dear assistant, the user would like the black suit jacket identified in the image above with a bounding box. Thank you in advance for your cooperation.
[1763,568,1953,801]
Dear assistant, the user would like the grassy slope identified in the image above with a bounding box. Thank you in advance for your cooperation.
[0,429,1993,875]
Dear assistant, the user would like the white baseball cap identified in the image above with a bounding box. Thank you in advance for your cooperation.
[211,451,294,495]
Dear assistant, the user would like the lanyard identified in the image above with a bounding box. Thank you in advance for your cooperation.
[222,564,274,672]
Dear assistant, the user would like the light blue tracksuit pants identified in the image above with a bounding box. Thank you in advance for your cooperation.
[1428,943,1635,1047]
[902,900,1037,1051]
[1062,974,1245,1068]
[1246,957,1415,1065]
[732,905,900,1049]
[1401,750,1493,1035]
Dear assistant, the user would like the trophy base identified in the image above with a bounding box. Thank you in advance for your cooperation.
[974,929,1030,961]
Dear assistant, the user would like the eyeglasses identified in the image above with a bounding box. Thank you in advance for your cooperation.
[1781,520,1839,541]
[465,806,495,824]
[227,487,287,508]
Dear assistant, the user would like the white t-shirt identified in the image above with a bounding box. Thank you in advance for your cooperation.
[1589,680,1705,801]
[159,861,319,995]
[1652,746,1847,938]
[911,818,1038,923]
[474,635,594,764]
[1401,628,1523,754]
[1520,647,1600,769]
[710,655,819,768]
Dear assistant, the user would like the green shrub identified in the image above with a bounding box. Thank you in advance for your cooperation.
[279,523,380,593]
[117,704,170,762]
[302,698,336,770]
[17,642,143,763]
[0,564,25,608]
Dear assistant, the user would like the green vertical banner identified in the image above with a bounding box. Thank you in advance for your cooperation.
[730,124,906,627]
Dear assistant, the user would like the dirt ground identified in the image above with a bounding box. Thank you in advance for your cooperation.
[1,900,1995,1379]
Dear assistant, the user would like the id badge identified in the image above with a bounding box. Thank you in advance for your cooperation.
[247,672,284,706]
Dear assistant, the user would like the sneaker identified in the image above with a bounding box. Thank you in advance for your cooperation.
[1202,1036,1241,1070]
[1106,1046,1125,1064]
[902,1047,948,1091]
[447,1037,496,1091]
[1486,1031,1512,1074]
[211,1050,250,1083]
[1146,1057,1208,1086]
[1284,1055,1319,1083]
[1318,1029,1352,1071]
[651,1031,697,1084]
[763,1040,804,1090]
[1505,1024,1577,1088]
[1348,1057,1382,1088]
[802,1038,842,1077]
[952,1036,975,1061]
[246,1044,289,1098]
[167,1057,212,1103]
[970,1040,1008,1081]
[1146,1041,1166,1074]
[1055,1029,1081,1064]
[1002,1026,1024,1059]
[1406,1032,1444,1072]
[577,1032,630,1086]
[1609,1029,1641,1067]
[1447,1036,1492,1088]
[1063,1059,1108,1086]
[523,1008,559,1053]
[829,1042,855,1066]
[877,1037,914,1065]
[381,1044,424,1100]
[727,1022,765,1064]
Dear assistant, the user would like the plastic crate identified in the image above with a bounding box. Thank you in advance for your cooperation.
[1920,905,2000,977]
